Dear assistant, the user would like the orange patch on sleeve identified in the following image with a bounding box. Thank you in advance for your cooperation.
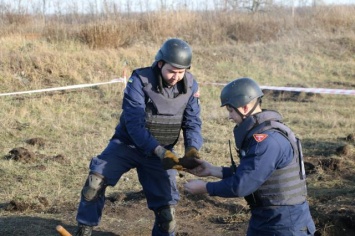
[253,134,268,142]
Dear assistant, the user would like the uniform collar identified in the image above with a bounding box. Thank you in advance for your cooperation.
[234,110,283,149]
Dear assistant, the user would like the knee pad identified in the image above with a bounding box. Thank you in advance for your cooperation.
[155,206,176,233]
[81,173,105,201]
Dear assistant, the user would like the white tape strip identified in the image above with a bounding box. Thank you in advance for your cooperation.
[260,86,355,96]
[0,77,126,97]
[201,82,355,96]
[1,79,354,97]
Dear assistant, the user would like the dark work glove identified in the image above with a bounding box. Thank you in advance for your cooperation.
[155,146,183,170]
[179,147,201,169]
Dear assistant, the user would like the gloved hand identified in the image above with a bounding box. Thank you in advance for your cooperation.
[155,146,183,170]
[178,147,201,169]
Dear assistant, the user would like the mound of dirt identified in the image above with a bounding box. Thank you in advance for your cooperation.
[4,147,35,163]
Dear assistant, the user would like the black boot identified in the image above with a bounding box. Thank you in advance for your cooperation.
[75,224,93,236]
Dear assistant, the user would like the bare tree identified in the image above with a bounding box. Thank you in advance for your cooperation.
[42,0,46,14]
[220,0,273,12]
[251,0,261,12]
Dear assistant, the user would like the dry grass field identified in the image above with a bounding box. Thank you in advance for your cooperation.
[0,3,355,236]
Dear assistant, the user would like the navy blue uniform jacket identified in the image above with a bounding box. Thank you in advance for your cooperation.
[113,66,203,156]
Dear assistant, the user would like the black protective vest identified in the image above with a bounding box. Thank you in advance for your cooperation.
[136,67,193,147]
[234,110,307,207]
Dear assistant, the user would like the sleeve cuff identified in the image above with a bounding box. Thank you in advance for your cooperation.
[206,182,215,196]
[222,166,234,178]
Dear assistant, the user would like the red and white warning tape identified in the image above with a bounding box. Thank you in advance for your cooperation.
[0,78,354,97]
[260,86,355,96]
[201,82,355,96]
[0,78,126,97]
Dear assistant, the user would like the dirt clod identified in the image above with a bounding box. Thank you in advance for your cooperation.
[5,147,35,163]
[336,144,353,157]
[25,137,46,147]
[318,158,341,171]
[346,134,354,142]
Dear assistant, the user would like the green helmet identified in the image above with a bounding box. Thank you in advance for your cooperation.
[220,77,264,108]
[155,38,192,69]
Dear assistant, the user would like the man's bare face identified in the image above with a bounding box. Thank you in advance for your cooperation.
[160,63,186,87]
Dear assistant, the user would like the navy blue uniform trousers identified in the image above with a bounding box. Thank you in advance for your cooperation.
[76,140,179,236]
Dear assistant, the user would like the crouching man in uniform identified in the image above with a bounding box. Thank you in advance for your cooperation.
[75,38,203,236]
[184,77,316,236]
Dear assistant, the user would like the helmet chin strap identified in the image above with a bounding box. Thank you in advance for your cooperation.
[234,98,261,120]
[153,61,165,94]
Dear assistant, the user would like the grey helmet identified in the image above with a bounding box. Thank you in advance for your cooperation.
[155,38,192,69]
[220,77,264,109]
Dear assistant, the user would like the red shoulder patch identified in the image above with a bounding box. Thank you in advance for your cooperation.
[253,134,268,142]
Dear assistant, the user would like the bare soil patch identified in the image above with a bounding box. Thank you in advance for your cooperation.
[1,149,355,235]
